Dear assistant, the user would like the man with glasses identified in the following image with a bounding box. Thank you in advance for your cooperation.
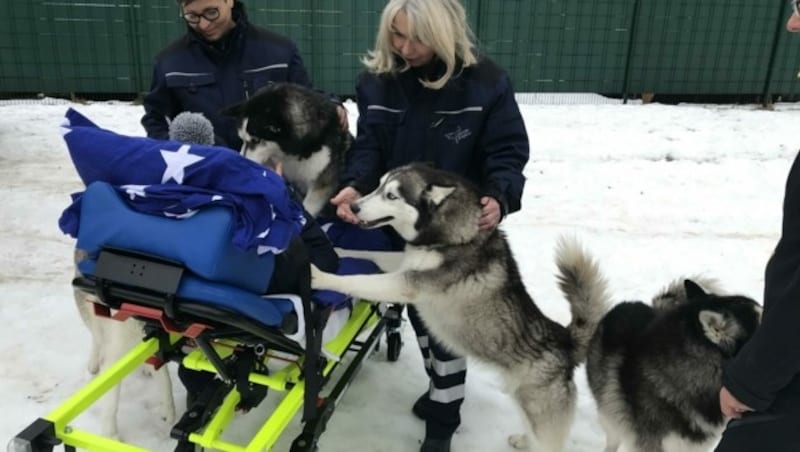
[714,3,800,451]
[141,0,346,150]
[789,1,800,32]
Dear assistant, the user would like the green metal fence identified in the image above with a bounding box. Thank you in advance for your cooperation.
[1,0,799,100]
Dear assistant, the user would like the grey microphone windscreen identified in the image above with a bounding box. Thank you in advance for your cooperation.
[168,111,215,146]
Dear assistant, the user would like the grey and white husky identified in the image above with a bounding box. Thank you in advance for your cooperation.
[223,82,352,217]
[310,163,611,451]
[584,278,762,452]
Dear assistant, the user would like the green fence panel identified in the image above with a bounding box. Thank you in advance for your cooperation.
[245,0,381,96]
[135,2,186,92]
[1,0,800,99]
[478,0,634,93]
[626,0,778,95]
[306,0,383,96]
[1,0,140,93]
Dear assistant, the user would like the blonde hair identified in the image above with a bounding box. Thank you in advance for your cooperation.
[362,0,477,89]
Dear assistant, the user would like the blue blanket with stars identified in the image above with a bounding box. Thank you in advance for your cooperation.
[58,108,305,255]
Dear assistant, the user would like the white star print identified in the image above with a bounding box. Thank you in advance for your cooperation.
[59,117,72,136]
[160,144,204,184]
[120,184,149,200]
[164,209,198,219]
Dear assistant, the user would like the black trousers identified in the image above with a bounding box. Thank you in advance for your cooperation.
[180,237,311,401]
[715,412,800,452]
[407,305,466,439]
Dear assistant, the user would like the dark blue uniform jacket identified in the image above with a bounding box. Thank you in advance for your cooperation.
[342,57,529,216]
[141,2,311,151]
[723,151,800,415]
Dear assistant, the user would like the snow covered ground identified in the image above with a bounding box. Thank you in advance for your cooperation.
[1,96,798,451]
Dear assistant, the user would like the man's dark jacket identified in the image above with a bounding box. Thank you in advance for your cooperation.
[723,151,800,415]
[141,1,311,150]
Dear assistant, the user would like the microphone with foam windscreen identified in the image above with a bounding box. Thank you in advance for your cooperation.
[168,111,215,146]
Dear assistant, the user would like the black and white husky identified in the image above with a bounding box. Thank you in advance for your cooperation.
[223,82,352,217]
[310,163,611,451]
[584,278,762,452]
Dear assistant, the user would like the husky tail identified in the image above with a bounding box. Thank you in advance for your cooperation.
[554,236,611,363]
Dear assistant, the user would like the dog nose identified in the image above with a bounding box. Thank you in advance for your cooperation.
[351,204,360,214]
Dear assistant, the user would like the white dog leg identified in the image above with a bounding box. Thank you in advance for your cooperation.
[157,365,176,424]
[511,379,577,452]
[311,266,419,304]
[74,290,104,374]
[508,433,530,450]
[333,248,405,272]
[99,319,145,439]
[87,336,103,375]
[598,413,622,452]
[100,385,121,439]
[302,187,330,217]
[99,324,126,439]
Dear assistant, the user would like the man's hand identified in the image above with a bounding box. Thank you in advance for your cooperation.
[331,186,362,224]
[479,196,502,230]
[336,105,349,131]
[720,386,753,419]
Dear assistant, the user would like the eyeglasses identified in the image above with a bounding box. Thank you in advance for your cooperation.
[181,7,220,25]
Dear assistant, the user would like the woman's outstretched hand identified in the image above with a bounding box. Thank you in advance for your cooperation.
[331,186,362,224]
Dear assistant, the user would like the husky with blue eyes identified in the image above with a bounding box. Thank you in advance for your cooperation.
[311,162,612,452]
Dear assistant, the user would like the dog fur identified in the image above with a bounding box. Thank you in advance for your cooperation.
[223,82,352,217]
[310,163,611,451]
[583,278,762,452]
[74,250,175,438]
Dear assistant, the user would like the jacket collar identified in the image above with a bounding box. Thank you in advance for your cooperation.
[397,55,468,92]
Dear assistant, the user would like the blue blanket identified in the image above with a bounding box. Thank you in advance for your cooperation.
[58,108,305,254]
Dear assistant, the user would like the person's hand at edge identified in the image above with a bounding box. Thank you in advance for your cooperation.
[720,386,754,419]
[331,186,362,224]
[479,196,502,230]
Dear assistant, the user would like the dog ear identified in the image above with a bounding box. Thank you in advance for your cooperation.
[684,279,708,301]
[424,184,456,207]
[220,101,245,118]
[698,310,737,352]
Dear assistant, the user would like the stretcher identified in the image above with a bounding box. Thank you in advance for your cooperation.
[10,180,402,452]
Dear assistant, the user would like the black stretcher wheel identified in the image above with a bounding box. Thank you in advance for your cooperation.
[386,331,402,362]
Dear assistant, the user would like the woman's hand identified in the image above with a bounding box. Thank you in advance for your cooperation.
[336,105,349,131]
[331,186,362,224]
[479,196,502,230]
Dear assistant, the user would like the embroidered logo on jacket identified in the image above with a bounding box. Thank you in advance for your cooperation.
[444,126,472,144]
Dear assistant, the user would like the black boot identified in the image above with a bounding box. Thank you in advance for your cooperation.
[420,418,456,452]
[412,392,431,420]
[420,435,451,452]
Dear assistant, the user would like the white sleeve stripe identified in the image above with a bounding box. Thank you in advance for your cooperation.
[243,63,290,74]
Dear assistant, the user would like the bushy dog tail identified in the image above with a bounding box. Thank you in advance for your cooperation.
[554,236,611,363]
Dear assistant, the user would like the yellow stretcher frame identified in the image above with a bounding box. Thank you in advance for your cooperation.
[11,300,381,452]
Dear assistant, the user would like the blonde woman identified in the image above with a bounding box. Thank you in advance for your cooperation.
[331,1,529,451]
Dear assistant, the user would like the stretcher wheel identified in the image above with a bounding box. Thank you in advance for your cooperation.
[386,331,402,362]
